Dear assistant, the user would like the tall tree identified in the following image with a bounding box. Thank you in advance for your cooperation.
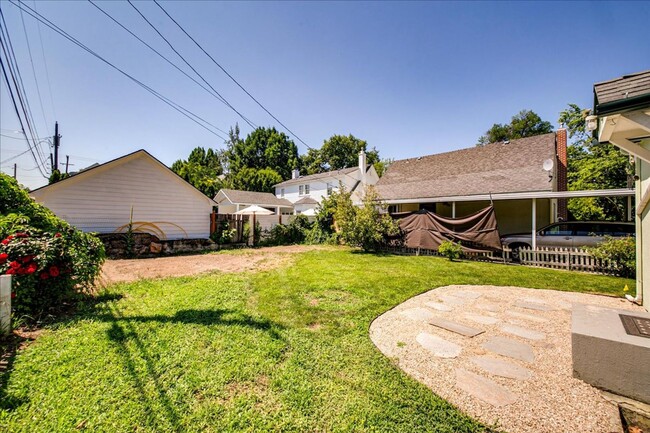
[559,103,631,221]
[477,109,553,145]
[171,147,224,198]
[300,134,380,175]
[229,167,282,193]
[227,126,299,180]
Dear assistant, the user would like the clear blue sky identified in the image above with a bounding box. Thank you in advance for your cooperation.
[1,1,648,189]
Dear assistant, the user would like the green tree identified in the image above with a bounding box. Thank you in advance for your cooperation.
[301,134,380,175]
[171,147,224,198]
[559,103,631,220]
[48,169,69,185]
[227,126,299,180]
[477,109,553,145]
[230,167,282,193]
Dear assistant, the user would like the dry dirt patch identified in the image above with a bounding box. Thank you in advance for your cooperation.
[100,245,330,284]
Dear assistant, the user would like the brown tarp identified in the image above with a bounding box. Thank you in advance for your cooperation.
[393,205,502,252]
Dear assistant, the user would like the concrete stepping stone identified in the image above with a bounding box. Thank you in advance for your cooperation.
[438,294,466,306]
[515,300,556,311]
[501,324,545,340]
[470,355,533,380]
[482,336,535,363]
[455,369,518,406]
[452,290,482,299]
[425,301,453,312]
[506,311,549,323]
[400,307,434,322]
[465,314,500,325]
[416,332,462,358]
[476,302,500,312]
[429,318,484,337]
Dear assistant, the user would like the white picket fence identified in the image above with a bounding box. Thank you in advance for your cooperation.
[515,247,615,274]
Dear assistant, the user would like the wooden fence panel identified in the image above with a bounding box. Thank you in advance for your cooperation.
[517,246,616,275]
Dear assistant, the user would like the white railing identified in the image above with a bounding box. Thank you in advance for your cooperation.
[516,247,615,274]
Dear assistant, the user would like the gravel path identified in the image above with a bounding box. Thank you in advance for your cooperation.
[370,285,644,433]
[100,245,331,284]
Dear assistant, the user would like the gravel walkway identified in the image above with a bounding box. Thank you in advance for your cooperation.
[370,285,645,433]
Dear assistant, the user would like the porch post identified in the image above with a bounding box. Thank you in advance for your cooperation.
[532,198,537,250]
[452,202,456,218]
[236,204,240,212]
[627,195,632,221]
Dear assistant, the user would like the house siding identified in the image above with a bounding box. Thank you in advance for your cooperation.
[30,153,213,240]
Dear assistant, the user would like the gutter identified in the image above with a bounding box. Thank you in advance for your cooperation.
[595,93,650,116]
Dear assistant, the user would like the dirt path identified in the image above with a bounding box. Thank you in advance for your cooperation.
[100,245,331,285]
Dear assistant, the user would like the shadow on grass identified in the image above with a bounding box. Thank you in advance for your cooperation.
[102,306,285,432]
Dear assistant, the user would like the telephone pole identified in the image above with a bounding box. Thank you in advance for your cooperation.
[13,163,17,179]
[53,122,61,171]
[65,155,70,174]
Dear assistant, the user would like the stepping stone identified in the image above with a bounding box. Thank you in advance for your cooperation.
[506,311,549,323]
[429,318,484,337]
[425,301,453,312]
[455,369,518,406]
[515,300,556,312]
[482,336,535,363]
[438,294,466,306]
[400,308,434,322]
[501,324,545,340]
[452,290,482,299]
[465,314,500,325]
[470,355,533,380]
[476,302,500,312]
[416,332,462,358]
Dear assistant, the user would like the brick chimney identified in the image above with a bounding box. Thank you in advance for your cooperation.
[556,128,568,221]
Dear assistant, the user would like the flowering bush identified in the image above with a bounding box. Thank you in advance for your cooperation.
[1,174,105,317]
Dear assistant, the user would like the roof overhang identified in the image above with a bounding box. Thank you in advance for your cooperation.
[597,109,650,164]
[381,188,634,205]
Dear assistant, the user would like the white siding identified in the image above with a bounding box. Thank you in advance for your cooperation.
[31,153,214,240]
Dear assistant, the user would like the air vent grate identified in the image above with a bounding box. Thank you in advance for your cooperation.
[620,314,650,338]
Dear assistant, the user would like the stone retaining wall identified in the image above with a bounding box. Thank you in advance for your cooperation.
[98,233,233,258]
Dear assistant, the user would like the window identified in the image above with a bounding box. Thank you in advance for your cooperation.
[280,188,285,198]
[299,185,304,196]
[305,184,310,195]
[326,183,332,196]
[543,224,573,236]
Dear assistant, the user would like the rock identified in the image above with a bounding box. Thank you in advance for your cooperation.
[455,369,518,406]
[429,318,484,337]
[482,336,535,363]
[470,355,533,380]
[416,332,462,358]
[425,301,453,312]
[150,242,162,253]
[438,294,467,306]
[500,324,545,340]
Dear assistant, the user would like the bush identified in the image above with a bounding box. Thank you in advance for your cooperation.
[263,214,312,246]
[590,236,635,278]
[243,220,262,245]
[211,220,237,244]
[438,240,463,261]
[0,174,105,318]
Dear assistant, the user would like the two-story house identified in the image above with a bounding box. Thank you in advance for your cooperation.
[274,151,379,214]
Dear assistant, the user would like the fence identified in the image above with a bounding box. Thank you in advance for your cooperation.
[211,213,249,244]
[516,247,616,274]
[380,245,497,260]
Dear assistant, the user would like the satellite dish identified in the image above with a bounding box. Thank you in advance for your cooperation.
[542,158,554,172]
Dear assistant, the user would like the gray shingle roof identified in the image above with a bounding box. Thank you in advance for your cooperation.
[294,196,319,205]
[216,189,292,207]
[375,133,556,201]
[274,166,365,188]
[594,70,650,105]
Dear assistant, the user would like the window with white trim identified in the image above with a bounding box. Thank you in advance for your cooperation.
[299,185,304,196]
[304,184,310,195]
[281,188,285,198]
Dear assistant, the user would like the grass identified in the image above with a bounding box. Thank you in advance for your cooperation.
[0,248,634,432]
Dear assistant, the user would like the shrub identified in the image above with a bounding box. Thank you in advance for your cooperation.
[0,174,105,318]
[438,240,463,261]
[243,220,262,245]
[264,214,312,246]
[211,220,237,244]
[590,236,635,278]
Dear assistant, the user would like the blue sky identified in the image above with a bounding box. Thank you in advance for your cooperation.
[1,1,648,189]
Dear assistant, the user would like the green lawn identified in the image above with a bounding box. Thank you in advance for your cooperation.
[0,249,633,432]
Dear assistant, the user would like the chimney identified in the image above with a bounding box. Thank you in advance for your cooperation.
[359,150,367,185]
[556,128,568,221]
[292,168,300,179]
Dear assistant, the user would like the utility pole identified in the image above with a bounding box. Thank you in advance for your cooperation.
[53,122,60,171]
[64,155,70,174]
[50,153,54,171]
[13,163,17,179]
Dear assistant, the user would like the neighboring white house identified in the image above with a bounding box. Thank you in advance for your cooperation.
[214,189,293,215]
[30,150,216,240]
[274,150,379,214]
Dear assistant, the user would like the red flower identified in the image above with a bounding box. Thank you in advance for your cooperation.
[11,292,16,299]
[15,233,28,238]
[49,266,60,277]
[40,272,49,280]
[21,255,35,264]
[55,232,62,238]
[6,268,15,275]
[0,253,8,264]
[1,239,8,246]
[26,263,38,274]
[9,261,21,269]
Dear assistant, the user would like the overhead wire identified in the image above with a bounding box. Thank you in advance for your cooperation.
[33,0,57,121]
[126,0,256,130]
[9,0,228,141]
[153,0,313,150]
[86,0,231,136]
[18,3,49,127]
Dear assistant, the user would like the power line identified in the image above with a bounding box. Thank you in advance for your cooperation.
[19,3,49,127]
[126,0,256,130]
[33,1,57,121]
[86,0,231,136]
[154,0,313,150]
[9,0,228,141]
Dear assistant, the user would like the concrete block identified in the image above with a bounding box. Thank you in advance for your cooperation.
[572,303,650,405]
